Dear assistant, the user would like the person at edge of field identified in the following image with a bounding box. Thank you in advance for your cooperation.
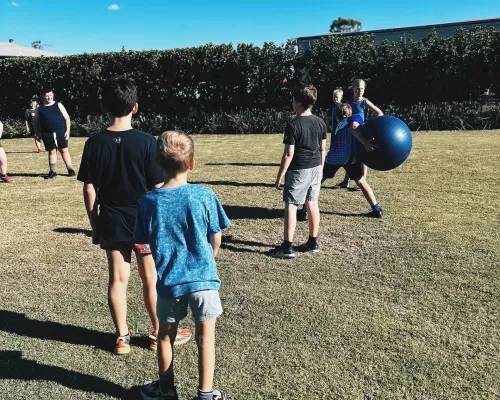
[34,88,75,178]
[0,120,14,183]
[25,96,43,153]
[269,83,327,259]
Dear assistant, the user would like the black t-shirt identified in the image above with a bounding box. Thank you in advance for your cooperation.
[283,115,327,170]
[77,129,164,241]
[25,108,36,126]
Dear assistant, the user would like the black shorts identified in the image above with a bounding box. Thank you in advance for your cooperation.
[99,237,151,255]
[42,131,68,151]
[323,162,363,182]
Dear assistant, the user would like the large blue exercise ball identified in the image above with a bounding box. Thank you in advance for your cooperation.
[360,115,412,171]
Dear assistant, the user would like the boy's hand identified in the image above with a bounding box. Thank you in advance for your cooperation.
[275,176,283,190]
[64,130,70,140]
[364,138,378,152]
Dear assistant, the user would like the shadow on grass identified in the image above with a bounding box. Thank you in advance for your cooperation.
[0,351,133,398]
[5,151,39,154]
[205,162,280,167]
[7,172,47,178]
[223,205,283,220]
[0,310,114,351]
[221,236,269,254]
[54,227,92,236]
[321,210,373,217]
[195,180,274,188]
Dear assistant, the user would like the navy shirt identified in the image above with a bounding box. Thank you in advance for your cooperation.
[37,102,66,133]
[325,114,364,165]
[134,184,230,299]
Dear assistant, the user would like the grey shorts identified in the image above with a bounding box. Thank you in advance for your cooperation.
[283,165,322,205]
[157,290,223,323]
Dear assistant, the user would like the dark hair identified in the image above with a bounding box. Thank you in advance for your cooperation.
[42,88,54,95]
[30,95,39,102]
[293,84,317,108]
[335,103,352,120]
[101,78,137,117]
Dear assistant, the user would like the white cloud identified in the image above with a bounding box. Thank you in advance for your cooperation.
[107,4,119,10]
[10,2,19,6]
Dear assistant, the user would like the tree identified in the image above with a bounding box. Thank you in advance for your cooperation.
[330,17,362,33]
[31,40,44,50]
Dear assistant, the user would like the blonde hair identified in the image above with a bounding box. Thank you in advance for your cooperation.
[333,88,343,97]
[335,103,352,120]
[349,78,366,91]
[156,131,194,173]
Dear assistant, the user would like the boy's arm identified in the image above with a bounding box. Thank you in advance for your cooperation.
[352,121,377,152]
[275,144,294,190]
[58,103,71,139]
[25,111,29,132]
[83,183,99,244]
[320,139,327,168]
[365,99,383,116]
[210,231,222,257]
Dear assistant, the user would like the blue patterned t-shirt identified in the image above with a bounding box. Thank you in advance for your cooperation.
[325,114,364,165]
[133,184,230,299]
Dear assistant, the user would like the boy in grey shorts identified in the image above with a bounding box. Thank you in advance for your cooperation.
[270,84,327,259]
[134,131,230,400]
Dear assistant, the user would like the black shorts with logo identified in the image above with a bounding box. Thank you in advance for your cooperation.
[42,131,68,151]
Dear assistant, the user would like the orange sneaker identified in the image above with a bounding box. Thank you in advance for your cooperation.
[115,333,131,355]
[174,328,192,346]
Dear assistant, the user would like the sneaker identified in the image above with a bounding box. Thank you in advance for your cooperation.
[192,390,227,400]
[297,241,320,253]
[368,209,383,219]
[0,174,13,183]
[337,181,349,189]
[349,185,362,192]
[269,244,295,259]
[296,208,308,222]
[141,380,178,400]
[37,148,43,153]
[67,168,76,177]
[47,170,57,179]
[114,333,131,355]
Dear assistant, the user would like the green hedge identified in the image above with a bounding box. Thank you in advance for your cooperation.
[1,27,499,133]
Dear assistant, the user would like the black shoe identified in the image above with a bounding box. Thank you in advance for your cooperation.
[269,244,295,259]
[337,181,349,189]
[368,209,383,218]
[47,170,57,179]
[67,169,76,177]
[297,241,320,253]
[349,185,362,192]
[297,208,308,222]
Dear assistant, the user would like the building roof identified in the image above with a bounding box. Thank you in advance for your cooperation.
[296,17,500,41]
[0,42,62,57]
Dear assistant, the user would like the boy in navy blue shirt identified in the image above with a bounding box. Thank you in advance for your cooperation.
[135,131,230,400]
[323,103,383,218]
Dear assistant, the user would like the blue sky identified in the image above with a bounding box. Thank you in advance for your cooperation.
[2,0,500,55]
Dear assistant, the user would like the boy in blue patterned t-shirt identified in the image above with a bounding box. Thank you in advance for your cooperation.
[322,103,383,218]
[134,131,230,400]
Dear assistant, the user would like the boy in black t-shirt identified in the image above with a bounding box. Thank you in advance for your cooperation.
[269,84,327,259]
[78,78,191,355]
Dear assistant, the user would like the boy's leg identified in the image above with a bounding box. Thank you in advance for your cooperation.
[106,248,132,337]
[58,147,75,174]
[305,200,320,238]
[284,203,298,243]
[0,146,7,175]
[136,253,160,339]
[338,171,349,188]
[346,163,383,218]
[298,165,322,253]
[158,320,179,391]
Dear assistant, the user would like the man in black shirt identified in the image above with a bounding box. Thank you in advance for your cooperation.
[78,78,186,355]
[269,84,327,259]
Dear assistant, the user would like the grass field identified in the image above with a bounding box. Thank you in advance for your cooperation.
[0,131,499,400]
